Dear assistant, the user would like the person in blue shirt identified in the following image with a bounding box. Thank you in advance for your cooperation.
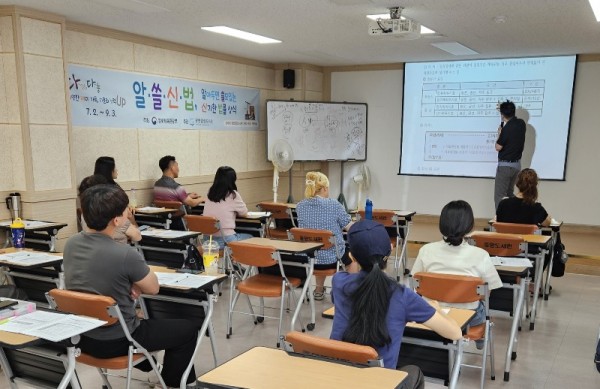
[296,171,353,300]
[331,220,462,389]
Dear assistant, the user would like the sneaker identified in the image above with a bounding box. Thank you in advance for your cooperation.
[313,291,325,301]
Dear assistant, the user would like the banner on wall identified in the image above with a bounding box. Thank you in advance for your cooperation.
[67,64,260,130]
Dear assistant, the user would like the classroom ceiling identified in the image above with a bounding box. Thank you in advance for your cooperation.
[2,0,600,66]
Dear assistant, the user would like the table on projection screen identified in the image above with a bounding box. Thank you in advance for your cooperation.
[399,55,576,180]
[267,100,367,161]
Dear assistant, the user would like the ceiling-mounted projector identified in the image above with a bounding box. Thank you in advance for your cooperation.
[368,6,421,39]
[368,18,421,39]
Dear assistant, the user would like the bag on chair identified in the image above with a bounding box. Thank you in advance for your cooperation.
[551,232,568,277]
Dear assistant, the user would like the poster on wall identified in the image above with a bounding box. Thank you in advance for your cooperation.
[67,64,260,130]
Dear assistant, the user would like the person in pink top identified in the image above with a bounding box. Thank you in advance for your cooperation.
[203,166,251,248]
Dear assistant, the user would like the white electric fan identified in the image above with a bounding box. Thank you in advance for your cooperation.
[270,139,294,202]
[353,164,371,210]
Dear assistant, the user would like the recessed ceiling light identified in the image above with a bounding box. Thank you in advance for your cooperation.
[431,42,478,56]
[366,13,436,34]
[590,0,600,21]
[201,26,281,44]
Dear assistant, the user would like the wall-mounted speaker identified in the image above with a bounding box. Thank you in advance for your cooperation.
[283,69,295,89]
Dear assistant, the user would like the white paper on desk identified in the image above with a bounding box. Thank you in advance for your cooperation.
[27,315,105,342]
[23,221,53,228]
[0,311,105,342]
[491,256,533,267]
[141,229,189,239]
[245,211,270,218]
[137,206,165,212]
[155,272,217,289]
[0,252,62,266]
[155,272,188,285]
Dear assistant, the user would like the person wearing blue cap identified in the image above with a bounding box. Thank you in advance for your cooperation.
[331,219,462,389]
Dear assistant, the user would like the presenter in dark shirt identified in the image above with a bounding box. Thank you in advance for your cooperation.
[494,101,526,210]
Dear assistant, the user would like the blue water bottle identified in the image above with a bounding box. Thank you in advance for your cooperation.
[365,198,373,220]
[10,218,25,249]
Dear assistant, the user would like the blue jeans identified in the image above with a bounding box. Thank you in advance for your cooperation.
[207,233,253,249]
[469,301,487,327]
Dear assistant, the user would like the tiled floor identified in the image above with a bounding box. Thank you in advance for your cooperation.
[3,266,600,389]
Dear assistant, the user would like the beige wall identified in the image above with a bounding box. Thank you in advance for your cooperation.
[0,6,325,249]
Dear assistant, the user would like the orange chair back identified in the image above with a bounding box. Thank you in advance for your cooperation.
[492,222,538,235]
[470,233,526,257]
[47,289,118,326]
[358,209,396,227]
[257,202,292,220]
[184,215,220,235]
[228,241,278,267]
[413,272,484,304]
[285,331,380,366]
[288,228,334,250]
[154,200,184,210]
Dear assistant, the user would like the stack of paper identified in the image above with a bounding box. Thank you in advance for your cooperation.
[0,252,62,266]
[0,311,106,342]
[490,256,533,267]
[155,272,218,289]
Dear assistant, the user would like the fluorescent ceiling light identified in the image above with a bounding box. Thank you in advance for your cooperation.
[201,26,281,44]
[431,42,478,56]
[590,0,600,21]
[366,13,435,34]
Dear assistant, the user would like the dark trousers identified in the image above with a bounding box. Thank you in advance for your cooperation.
[79,319,199,387]
[398,364,425,389]
[494,165,520,211]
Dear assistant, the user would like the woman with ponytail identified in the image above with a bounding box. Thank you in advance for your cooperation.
[412,201,502,346]
[331,220,461,388]
[296,172,353,301]
[496,168,552,226]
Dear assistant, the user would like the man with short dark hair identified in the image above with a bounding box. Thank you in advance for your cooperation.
[494,101,526,210]
[154,155,203,207]
[63,184,201,388]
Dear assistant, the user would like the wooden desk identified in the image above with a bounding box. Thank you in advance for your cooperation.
[0,248,64,307]
[0,220,67,252]
[240,237,322,331]
[136,228,200,268]
[401,308,473,389]
[0,310,102,389]
[470,231,550,330]
[134,207,179,230]
[198,346,407,389]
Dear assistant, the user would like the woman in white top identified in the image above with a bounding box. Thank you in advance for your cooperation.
[412,200,502,332]
[203,166,251,248]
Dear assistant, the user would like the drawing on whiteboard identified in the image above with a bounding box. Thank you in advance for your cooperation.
[346,127,365,156]
[282,111,293,138]
[267,101,367,161]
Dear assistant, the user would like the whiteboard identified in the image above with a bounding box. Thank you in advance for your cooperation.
[267,100,367,161]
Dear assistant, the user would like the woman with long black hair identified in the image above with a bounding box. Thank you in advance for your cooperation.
[331,220,462,389]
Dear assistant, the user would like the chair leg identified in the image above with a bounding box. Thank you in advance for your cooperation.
[480,330,488,389]
[277,281,286,348]
[226,274,236,338]
[489,322,496,381]
[208,320,218,368]
[288,286,305,332]
[126,348,134,389]
[97,368,112,389]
